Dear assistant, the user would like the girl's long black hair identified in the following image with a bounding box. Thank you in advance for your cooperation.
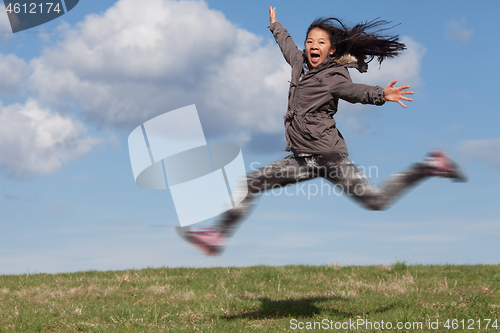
[306,17,406,66]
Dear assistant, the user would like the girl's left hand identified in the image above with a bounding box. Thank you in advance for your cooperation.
[383,80,414,108]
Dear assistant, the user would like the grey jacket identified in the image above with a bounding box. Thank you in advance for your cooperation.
[270,22,386,154]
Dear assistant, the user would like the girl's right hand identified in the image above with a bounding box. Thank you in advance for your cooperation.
[268,6,276,27]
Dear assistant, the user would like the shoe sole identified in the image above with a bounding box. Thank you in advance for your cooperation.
[175,227,222,256]
[448,158,468,183]
[429,151,468,183]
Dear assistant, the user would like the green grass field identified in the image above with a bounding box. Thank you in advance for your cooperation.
[0,263,499,332]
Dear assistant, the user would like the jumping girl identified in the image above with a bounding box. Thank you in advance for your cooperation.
[177,7,466,256]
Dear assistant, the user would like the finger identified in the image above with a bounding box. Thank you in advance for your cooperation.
[401,91,414,95]
[398,100,407,108]
[401,97,413,102]
[397,85,410,90]
[389,79,397,87]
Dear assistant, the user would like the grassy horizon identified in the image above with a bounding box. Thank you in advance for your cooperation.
[0,263,499,332]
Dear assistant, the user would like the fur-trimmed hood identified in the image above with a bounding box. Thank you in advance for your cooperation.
[333,53,369,73]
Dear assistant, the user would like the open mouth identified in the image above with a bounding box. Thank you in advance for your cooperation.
[310,53,321,64]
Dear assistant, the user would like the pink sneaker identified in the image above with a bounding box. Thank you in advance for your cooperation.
[425,150,467,182]
[176,227,226,256]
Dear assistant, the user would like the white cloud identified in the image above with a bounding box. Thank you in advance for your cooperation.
[1,0,291,178]
[459,139,500,168]
[0,53,29,95]
[446,18,474,43]
[0,99,101,179]
[28,0,289,137]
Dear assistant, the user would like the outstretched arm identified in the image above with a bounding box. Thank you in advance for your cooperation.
[383,80,414,108]
[268,6,302,67]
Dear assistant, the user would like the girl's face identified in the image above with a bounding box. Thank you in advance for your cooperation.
[305,28,336,69]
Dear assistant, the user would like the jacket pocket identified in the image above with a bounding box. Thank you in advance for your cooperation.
[303,112,336,140]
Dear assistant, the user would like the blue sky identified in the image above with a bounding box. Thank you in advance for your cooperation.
[1,0,499,275]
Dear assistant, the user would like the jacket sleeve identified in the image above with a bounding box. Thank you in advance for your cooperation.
[269,22,303,67]
[330,67,386,105]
